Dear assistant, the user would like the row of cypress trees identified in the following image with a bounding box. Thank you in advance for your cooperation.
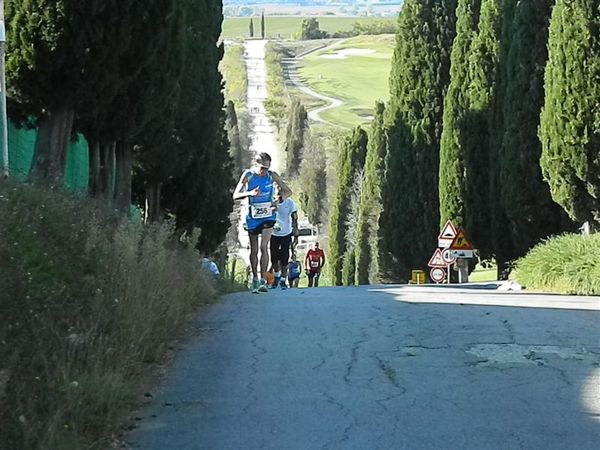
[5,0,233,253]
[329,0,599,283]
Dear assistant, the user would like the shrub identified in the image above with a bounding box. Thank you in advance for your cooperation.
[513,233,600,295]
[0,180,216,449]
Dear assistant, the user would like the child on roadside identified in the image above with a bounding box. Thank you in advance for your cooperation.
[287,253,301,288]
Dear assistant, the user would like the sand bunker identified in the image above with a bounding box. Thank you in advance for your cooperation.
[320,48,376,59]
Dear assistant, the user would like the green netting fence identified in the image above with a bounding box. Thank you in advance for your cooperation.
[1,121,89,192]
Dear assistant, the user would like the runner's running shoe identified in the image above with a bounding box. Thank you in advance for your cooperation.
[251,279,260,294]
[258,279,269,293]
[270,276,281,289]
[280,279,287,290]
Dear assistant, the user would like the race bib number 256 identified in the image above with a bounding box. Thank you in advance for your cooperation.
[251,202,272,219]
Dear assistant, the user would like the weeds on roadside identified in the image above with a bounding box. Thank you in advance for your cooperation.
[513,233,600,295]
[0,180,216,449]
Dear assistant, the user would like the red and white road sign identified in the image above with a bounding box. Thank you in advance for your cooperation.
[438,220,457,248]
[428,248,446,268]
[430,267,446,283]
[442,248,457,264]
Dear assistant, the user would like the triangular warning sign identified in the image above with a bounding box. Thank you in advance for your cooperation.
[449,228,474,250]
[428,248,446,268]
[438,220,457,240]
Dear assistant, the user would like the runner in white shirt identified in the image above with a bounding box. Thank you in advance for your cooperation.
[270,187,298,289]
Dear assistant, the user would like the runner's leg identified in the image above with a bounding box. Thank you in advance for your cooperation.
[314,272,320,287]
[280,235,292,279]
[260,227,273,281]
[248,232,259,280]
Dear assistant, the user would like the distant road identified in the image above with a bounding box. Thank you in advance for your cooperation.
[282,40,346,125]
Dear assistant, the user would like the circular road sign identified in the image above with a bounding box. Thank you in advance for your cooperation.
[430,267,446,283]
[442,248,457,264]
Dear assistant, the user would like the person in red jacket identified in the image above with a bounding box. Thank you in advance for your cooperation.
[304,241,325,287]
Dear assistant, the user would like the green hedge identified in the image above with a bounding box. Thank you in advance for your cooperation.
[513,233,600,295]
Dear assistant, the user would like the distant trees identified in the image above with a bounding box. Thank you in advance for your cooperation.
[261,12,265,39]
[539,0,600,229]
[298,133,328,226]
[354,102,386,284]
[328,127,367,285]
[284,99,308,178]
[249,18,254,38]
[299,18,329,40]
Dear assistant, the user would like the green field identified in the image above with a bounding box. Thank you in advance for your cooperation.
[296,35,395,128]
[222,16,395,40]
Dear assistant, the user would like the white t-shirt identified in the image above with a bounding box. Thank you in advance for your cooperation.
[273,198,297,237]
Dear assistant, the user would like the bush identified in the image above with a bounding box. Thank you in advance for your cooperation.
[0,180,216,449]
[513,233,600,295]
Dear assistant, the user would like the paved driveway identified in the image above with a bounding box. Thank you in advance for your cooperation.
[130,285,600,450]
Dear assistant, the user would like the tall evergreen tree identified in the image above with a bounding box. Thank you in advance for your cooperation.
[261,12,265,39]
[249,18,254,38]
[226,100,246,173]
[499,0,572,256]
[284,99,307,178]
[6,1,87,182]
[539,0,600,228]
[297,133,328,226]
[328,127,367,285]
[458,0,504,259]
[355,102,386,284]
[439,0,481,229]
[382,0,457,281]
[162,0,235,252]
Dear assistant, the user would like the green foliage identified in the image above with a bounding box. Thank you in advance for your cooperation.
[226,101,248,174]
[249,18,254,37]
[539,0,600,227]
[328,127,367,285]
[284,99,308,178]
[513,233,600,295]
[382,0,457,281]
[355,102,386,284]
[497,0,571,257]
[0,181,216,449]
[341,247,357,286]
[261,12,265,39]
[221,43,249,107]
[297,133,328,225]
[298,18,330,40]
[439,0,481,228]
[264,43,288,133]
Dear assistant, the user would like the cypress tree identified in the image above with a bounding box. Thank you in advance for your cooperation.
[439,0,481,229]
[261,12,265,39]
[226,100,245,173]
[499,0,572,256]
[488,0,517,276]
[382,0,457,281]
[459,0,504,259]
[249,18,254,38]
[162,0,235,252]
[355,102,386,284]
[539,0,600,227]
[297,133,327,226]
[284,99,307,178]
[328,127,368,285]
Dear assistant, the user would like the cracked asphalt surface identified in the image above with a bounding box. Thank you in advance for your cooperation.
[130,285,600,450]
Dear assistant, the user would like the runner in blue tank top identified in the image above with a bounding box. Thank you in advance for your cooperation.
[233,152,292,293]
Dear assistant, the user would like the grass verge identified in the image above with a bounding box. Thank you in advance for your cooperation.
[513,233,600,295]
[0,180,218,449]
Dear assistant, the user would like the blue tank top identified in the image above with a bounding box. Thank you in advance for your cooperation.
[245,170,276,229]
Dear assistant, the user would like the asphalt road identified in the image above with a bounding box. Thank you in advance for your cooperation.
[130,285,600,450]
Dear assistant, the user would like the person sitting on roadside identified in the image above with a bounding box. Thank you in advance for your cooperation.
[304,241,325,287]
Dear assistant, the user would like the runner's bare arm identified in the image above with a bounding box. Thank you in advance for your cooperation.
[233,171,259,200]
[271,171,292,199]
